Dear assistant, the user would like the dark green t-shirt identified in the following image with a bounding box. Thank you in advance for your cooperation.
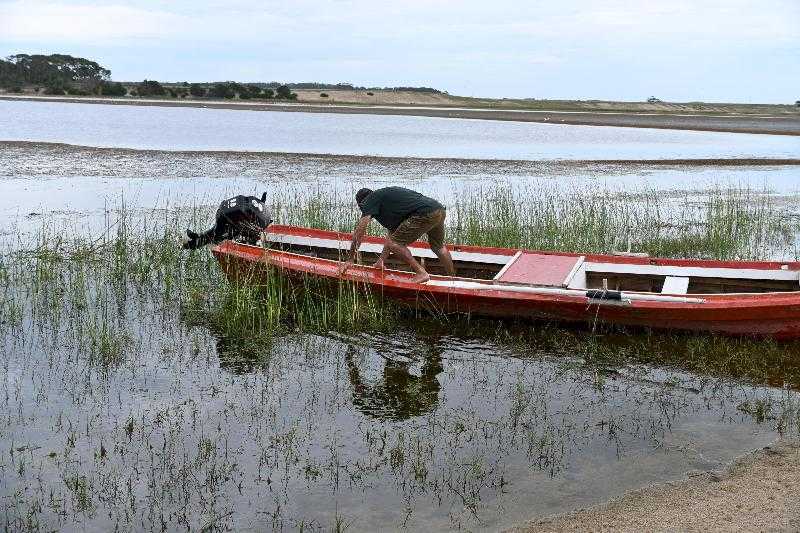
[358,187,443,231]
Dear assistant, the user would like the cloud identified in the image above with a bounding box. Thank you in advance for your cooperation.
[0,1,184,42]
[0,0,796,101]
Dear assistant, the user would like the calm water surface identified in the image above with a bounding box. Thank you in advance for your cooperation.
[1,100,798,159]
[2,119,800,531]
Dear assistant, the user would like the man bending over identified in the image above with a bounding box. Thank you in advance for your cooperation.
[338,187,455,283]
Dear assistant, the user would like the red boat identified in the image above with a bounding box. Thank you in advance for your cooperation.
[212,224,800,339]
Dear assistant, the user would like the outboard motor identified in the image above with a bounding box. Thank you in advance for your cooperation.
[182,193,272,250]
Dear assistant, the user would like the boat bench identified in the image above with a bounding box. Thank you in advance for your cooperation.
[493,252,585,288]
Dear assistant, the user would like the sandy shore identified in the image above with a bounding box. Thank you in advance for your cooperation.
[2,95,798,136]
[511,439,800,533]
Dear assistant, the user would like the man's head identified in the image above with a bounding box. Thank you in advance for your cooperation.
[355,188,373,206]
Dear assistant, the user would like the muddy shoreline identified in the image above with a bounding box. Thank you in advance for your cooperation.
[2,95,799,136]
[513,439,800,532]
[3,140,799,168]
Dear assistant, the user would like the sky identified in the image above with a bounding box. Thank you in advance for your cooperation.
[0,0,797,103]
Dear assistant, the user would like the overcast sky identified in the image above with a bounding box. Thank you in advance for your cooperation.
[1,0,797,103]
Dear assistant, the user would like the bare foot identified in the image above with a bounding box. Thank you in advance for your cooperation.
[409,272,430,284]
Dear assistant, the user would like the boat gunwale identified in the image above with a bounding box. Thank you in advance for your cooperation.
[265,224,800,273]
[213,239,800,304]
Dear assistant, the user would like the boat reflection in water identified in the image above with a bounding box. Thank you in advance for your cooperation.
[345,345,443,421]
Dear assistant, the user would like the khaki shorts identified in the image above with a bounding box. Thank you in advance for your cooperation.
[389,208,446,250]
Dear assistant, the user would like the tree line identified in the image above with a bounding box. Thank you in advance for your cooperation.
[0,53,445,100]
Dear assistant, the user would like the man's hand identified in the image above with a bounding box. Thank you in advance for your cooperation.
[338,260,354,277]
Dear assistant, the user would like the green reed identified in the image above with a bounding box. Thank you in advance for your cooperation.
[2,184,799,370]
[450,185,796,260]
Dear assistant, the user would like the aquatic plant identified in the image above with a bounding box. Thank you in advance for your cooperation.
[2,186,800,532]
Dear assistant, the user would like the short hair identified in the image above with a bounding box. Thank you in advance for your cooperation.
[355,188,373,205]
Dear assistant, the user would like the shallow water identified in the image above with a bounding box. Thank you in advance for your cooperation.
[1,100,799,159]
[2,137,800,531]
[1,290,794,531]
[2,142,799,243]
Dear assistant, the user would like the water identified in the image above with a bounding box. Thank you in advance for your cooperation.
[1,100,798,159]
[2,107,800,531]
[2,142,799,243]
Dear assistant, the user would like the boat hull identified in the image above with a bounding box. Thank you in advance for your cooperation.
[212,229,800,340]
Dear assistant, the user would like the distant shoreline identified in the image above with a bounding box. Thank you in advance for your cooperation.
[2,94,799,136]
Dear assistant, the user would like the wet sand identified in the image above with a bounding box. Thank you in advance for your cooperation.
[2,95,798,136]
[512,439,800,533]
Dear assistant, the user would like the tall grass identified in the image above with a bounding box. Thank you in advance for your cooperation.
[2,184,798,360]
[264,184,797,260]
[450,186,795,260]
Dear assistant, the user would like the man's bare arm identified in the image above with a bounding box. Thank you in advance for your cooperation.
[346,215,371,261]
[339,215,371,275]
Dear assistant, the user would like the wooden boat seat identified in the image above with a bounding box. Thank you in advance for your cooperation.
[265,232,512,265]
[493,252,585,287]
[661,276,690,295]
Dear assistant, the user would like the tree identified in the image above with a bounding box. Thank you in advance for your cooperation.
[136,79,165,97]
[276,84,296,99]
[0,54,110,91]
[246,84,262,96]
[189,84,206,97]
[262,88,274,99]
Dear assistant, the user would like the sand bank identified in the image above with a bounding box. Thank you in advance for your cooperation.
[512,439,800,533]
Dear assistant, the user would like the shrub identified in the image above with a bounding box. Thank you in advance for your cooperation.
[65,86,89,96]
[320,92,328,98]
[136,79,165,97]
[8,86,22,93]
[366,91,374,96]
[276,84,296,99]
[43,80,67,95]
[208,83,235,99]
[189,84,206,97]
[98,81,127,96]
[262,88,274,99]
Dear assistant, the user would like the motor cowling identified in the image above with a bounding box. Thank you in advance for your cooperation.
[182,193,272,249]
[215,194,272,245]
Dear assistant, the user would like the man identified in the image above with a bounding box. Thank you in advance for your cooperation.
[181,193,272,249]
[338,187,455,283]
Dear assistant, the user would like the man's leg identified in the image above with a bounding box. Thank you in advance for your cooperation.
[383,238,430,283]
[426,209,455,276]
[433,246,455,277]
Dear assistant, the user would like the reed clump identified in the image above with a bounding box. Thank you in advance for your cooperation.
[450,186,796,260]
